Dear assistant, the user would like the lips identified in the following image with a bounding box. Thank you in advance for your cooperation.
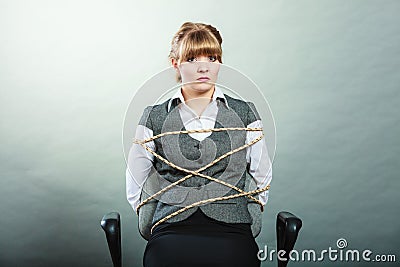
[197,77,210,82]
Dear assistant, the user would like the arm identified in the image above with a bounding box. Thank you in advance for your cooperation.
[126,124,155,214]
[246,119,273,210]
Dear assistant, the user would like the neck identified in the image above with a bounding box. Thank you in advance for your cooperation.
[181,85,215,101]
[181,86,215,117]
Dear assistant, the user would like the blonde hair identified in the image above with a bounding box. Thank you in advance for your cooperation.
[169,22,223,82]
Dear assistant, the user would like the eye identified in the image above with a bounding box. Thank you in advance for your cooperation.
[187,57,196,62]
[209,55,217,62]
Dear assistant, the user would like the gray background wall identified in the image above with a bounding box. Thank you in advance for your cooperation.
[0,0,399,266]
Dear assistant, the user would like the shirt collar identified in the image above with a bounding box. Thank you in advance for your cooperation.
[167,85,229,112]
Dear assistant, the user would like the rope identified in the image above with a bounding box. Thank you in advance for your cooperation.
[133,127,271,234]
[151,184,270,234]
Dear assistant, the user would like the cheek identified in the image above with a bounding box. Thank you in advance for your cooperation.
[179,66,196,81]
[210,64,221,76]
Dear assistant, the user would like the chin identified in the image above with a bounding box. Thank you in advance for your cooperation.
[187,82,215,92]
[195,85,214,91]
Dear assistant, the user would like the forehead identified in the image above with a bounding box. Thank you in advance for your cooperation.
[179,31,222,59]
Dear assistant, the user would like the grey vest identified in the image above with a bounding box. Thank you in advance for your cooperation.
[137,94,263,240]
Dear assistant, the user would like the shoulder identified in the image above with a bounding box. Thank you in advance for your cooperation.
[224,94,261,124]
[138,99,171,127]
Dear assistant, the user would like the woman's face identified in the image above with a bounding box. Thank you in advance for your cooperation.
[174,55,221,95]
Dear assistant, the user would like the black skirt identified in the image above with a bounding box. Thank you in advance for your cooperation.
[143,208,260,267]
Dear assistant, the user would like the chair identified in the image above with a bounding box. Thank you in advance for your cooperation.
[101,210,302,267]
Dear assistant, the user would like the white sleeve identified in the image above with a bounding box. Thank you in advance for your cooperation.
[246,120,273,206]
[126,125,155,214]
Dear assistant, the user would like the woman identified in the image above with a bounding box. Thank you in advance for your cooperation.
[126,22,272,267]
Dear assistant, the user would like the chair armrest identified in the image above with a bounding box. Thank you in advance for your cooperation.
[276,211,302,267]
[101,212,122,267]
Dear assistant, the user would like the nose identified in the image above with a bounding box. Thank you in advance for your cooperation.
[197,61,209,73]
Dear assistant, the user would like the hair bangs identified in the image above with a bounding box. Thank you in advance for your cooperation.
[179,30,222,63]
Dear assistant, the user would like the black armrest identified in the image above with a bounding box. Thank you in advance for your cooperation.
[101,212,121,267]
[276,211,302,267]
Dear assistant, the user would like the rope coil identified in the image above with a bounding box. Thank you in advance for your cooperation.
[133,127,271,234]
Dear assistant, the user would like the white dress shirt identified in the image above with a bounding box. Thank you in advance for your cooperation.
[126,86,272,213]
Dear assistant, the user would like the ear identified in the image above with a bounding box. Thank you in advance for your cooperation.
[171,58,179,69]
